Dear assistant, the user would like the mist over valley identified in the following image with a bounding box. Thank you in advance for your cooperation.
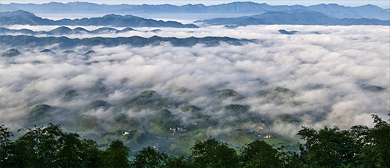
[0,1,389,157]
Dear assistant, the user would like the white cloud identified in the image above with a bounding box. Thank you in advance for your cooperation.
[0,25,389,139]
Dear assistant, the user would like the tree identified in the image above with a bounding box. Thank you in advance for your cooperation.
[56,133,101,167]
[0,124,14,167]
[101,139,131,168]
[191,138,239,168]
[12,123,101,168]
[152,109,182,132]
[240,140,282,168]
[78,139,101,168]
[297,126,363,167]
[278,149,305,168]
[13,124,63,167]
[162,155,194,168]
[359,114,390,168]
[132,146,168,168]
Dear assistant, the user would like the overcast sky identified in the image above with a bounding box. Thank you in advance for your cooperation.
[1,0,389,8]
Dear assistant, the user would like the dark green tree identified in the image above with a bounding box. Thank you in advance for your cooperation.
[101,139,131,168]
[56,133,101,167]
[191,138,239,168]
[12,123,101,168]
[240,140,282,168]
[359,114,390,168]
[78,139,101,168]
[278,150,305,168]
[297,126,362,167]
[13,124,63,167]
[132,146,168,168]
[162,155,194,168]
[0,124,14,167]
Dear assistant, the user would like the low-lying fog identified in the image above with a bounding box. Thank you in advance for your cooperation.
[0,25,389,138]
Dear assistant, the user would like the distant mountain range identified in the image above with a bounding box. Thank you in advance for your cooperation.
[196,10,390,26]
[0,26,138,36]
[1,2,389,20]
[0,10,198,28]
[0,35,252,48]
[1,10,388,27]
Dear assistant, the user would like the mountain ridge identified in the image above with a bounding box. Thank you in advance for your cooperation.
[0,10,198,28]
[0,35,252,48]
[196,10,390,26]
[1,1,389,20]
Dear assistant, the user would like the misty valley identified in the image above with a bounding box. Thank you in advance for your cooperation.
[0,1,389,167]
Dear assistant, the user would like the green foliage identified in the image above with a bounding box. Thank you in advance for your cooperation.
[180,105,216,128]
[123,90,175,110]
[191,138,239,168]
[0,124,14,167]
[113,113,140,129]
[359,114,390,168]
[223,104,252,124]
[228,130,256,146]
[224,104,248,115]
[217,89,244,100]
[87,100,111,110]
[132,146,168,168]
[297,126,362,167]
[12,123,101,168]
[122,130,146,143]
[278,149,305,168]
[240,140,282,168]
[180,105,201,113]
[162,155,195,168]
[1,115,389,168]
[181,105,204,119]
[297,114,390,168]
[100,139,131,168]
[267,87,295,100]
[152,109,182,132]
[76,115,100,130]
[27,104,54,124]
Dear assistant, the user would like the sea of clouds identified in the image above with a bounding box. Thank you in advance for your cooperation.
[0,25,389,138]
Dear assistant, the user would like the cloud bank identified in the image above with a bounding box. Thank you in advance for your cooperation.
[0,25,388,139]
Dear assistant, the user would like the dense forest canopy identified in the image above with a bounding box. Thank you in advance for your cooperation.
[1,114,388,167]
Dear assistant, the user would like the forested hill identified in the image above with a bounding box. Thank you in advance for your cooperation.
[1,2,389,20]
[196,10,390,26]
[0,35,252,48]
[0,10,198,28]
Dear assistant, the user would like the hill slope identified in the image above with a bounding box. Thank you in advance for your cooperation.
[197,10,390,26]
[0,35,252,48]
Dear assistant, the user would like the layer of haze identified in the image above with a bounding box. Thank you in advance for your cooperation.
[0,25,389,138]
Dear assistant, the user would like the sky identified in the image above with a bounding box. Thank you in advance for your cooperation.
[1,0,389,8]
